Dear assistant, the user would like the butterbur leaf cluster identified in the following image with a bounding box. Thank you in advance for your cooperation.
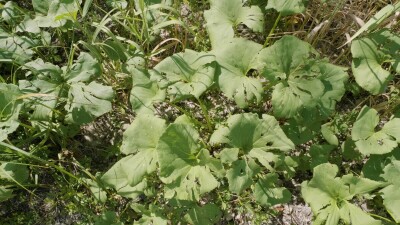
[1,0,400,224]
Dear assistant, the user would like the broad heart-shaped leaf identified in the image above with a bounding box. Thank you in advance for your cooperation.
[301,163,382,225]
[210,113,294,193]
[184,203,222,225]
[254,173,291,207]
[351,106,400,155]
[65,82,114,125]
[255,35,348,118]
[351,29,400,94]
[157,124,219,201]
[266,0,308,16]
[153,49,216,101]
[0,84,23,141]
[213,38,264,108]
[204,0,264,48]
[380,160,400,222]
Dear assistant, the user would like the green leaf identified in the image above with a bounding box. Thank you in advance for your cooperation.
[351,29,400,94]
[211,113,293,193]
[0,32,38,63]
[341,174,383,196]
[101,155,148,199]
[157,124,219,201]
[254,173,291,207]
[34,0,81,28]
[0,84,23,141]
[130,68,166,114]
[351,106,399,155]
[32,0,51,14]
[83,176,107,203]
[20,52,112,125]
[65,52,101,83]
[256,35,347,118]
[301,163,381,225]
[0,162,29,183]
[153,49,216,101]
[1,1,23,22]
[218,148,239,164]
[321,123,339,146]
[309,145,335,169]
[94,211,124,225]
[380,160,400,222]
[266,0,308,16]
[226,159,260,194]
[0,187,14,202]
[362,150,400,181]
[213,38,263,108]
[121,114,166,155]
[102,116,165,190]
[210,113,294,153]
[133,205,168,225]
[20,58,63,121]
[184,204,222,225]
[204,0,264,47]
[65,82,114,125]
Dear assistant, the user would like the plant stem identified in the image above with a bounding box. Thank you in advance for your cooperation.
[263,13,281,48]
[197,97,213,131]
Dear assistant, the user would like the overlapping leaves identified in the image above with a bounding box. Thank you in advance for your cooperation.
[302,163,382,225]
[157,123,220,201]
[255,36,348,118]
[211,113,294,197]
[20,52,114,125]
[351,106,400,155]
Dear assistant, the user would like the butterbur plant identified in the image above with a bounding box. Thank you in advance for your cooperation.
[2,0,400,224]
